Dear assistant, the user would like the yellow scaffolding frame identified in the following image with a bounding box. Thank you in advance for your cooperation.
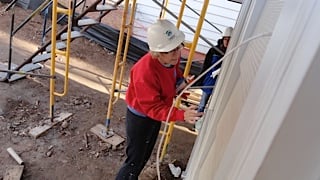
[105,0,209,161]
[49,0,73,120]
[159,0,210,161]
[105,0,137,130]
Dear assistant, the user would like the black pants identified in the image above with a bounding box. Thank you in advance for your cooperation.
[115,109,161,180]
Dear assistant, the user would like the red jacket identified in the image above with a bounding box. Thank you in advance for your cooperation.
[126,53,185,122]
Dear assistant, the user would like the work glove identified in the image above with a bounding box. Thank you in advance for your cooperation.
[181,92,190,99]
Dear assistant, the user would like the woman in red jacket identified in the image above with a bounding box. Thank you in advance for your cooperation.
[116,19,203,180]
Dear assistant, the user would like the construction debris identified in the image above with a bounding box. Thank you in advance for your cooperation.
[5,147,25,180]
[90,124,124,149]
[3,165,24,180]
[6,147,24,165]
[168,163,182,178]
[28,112,73,138]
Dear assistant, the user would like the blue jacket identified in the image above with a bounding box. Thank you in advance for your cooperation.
[201,54,222,94]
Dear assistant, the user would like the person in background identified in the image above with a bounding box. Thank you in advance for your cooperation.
[197,27,233,113]
[115,19,203,180]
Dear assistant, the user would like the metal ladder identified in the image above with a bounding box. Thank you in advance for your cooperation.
[10,0,118,77]
[47,0,119,119]
[49,0,73,120]
[0,0,119,119]
[104,0,136,131]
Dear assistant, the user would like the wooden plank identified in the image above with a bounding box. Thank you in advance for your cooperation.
[28,125,51,138]
[90,124,124,147]
[29,112,73,138]
[4,165,24,180]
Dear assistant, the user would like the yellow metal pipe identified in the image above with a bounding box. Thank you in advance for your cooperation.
[160,0,169,18]
[49,0,58,119]
[160,0,210,161]
[57,7,69,14]
[54,1,72,97]
[105,0,131,128]
[183,0,209,77]
[160,0,186,161]
[118,61,124,67]
[176,0,186,28]
[116,0,137,100]
[55,49,66,56]
[160,121,175,161]
[49,0,73,119]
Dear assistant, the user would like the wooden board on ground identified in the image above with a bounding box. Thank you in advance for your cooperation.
[4,165,24,180]
[29,112,73,138]
[90,124,124,147]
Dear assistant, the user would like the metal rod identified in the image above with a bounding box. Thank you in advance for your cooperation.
[114,89,127,93]
[178,0,222,33]
[152,0,214,48]
[152,0,225,56]
[4,0,18,12]
[41,7,49,46]
[45,0,83,35]
[105,0,130,130]
[0,69,55,78]
[7,7,15,80]
[188,85,214,89]
[12,0,51,36]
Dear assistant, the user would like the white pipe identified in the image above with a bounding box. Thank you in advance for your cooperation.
[7,147,24,165]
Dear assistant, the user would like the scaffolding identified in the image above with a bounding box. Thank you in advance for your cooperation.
[105,0,210,161]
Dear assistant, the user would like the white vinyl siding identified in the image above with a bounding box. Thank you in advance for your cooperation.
[185,0,284,179]
[188,0,320,179]
[132,0,241,54]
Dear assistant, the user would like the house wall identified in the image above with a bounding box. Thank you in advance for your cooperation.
[132,0,241,54]
[186,0,320,179]
[185,0,282,178]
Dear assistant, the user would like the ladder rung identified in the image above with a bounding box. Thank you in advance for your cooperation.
[56,49,66,56]
[46,42,66,52]
[32,53,52,63]
[77,19,99,26]
[61,31,83,40]
[159,130,168,135]
[96,4,117,11]
[183,41,192,48]
[118,61,125,66]
[57,7,70,15]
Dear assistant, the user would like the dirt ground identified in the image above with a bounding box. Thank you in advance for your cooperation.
[0,2,197,180]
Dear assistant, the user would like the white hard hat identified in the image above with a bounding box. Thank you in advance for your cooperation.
[147,19,185,52]
[222,27,233,37]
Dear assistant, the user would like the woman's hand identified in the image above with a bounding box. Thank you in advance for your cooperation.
[183,105,203,124]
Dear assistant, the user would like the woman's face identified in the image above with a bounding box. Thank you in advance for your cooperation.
[158,44,183,66]
[223,37,231,48]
